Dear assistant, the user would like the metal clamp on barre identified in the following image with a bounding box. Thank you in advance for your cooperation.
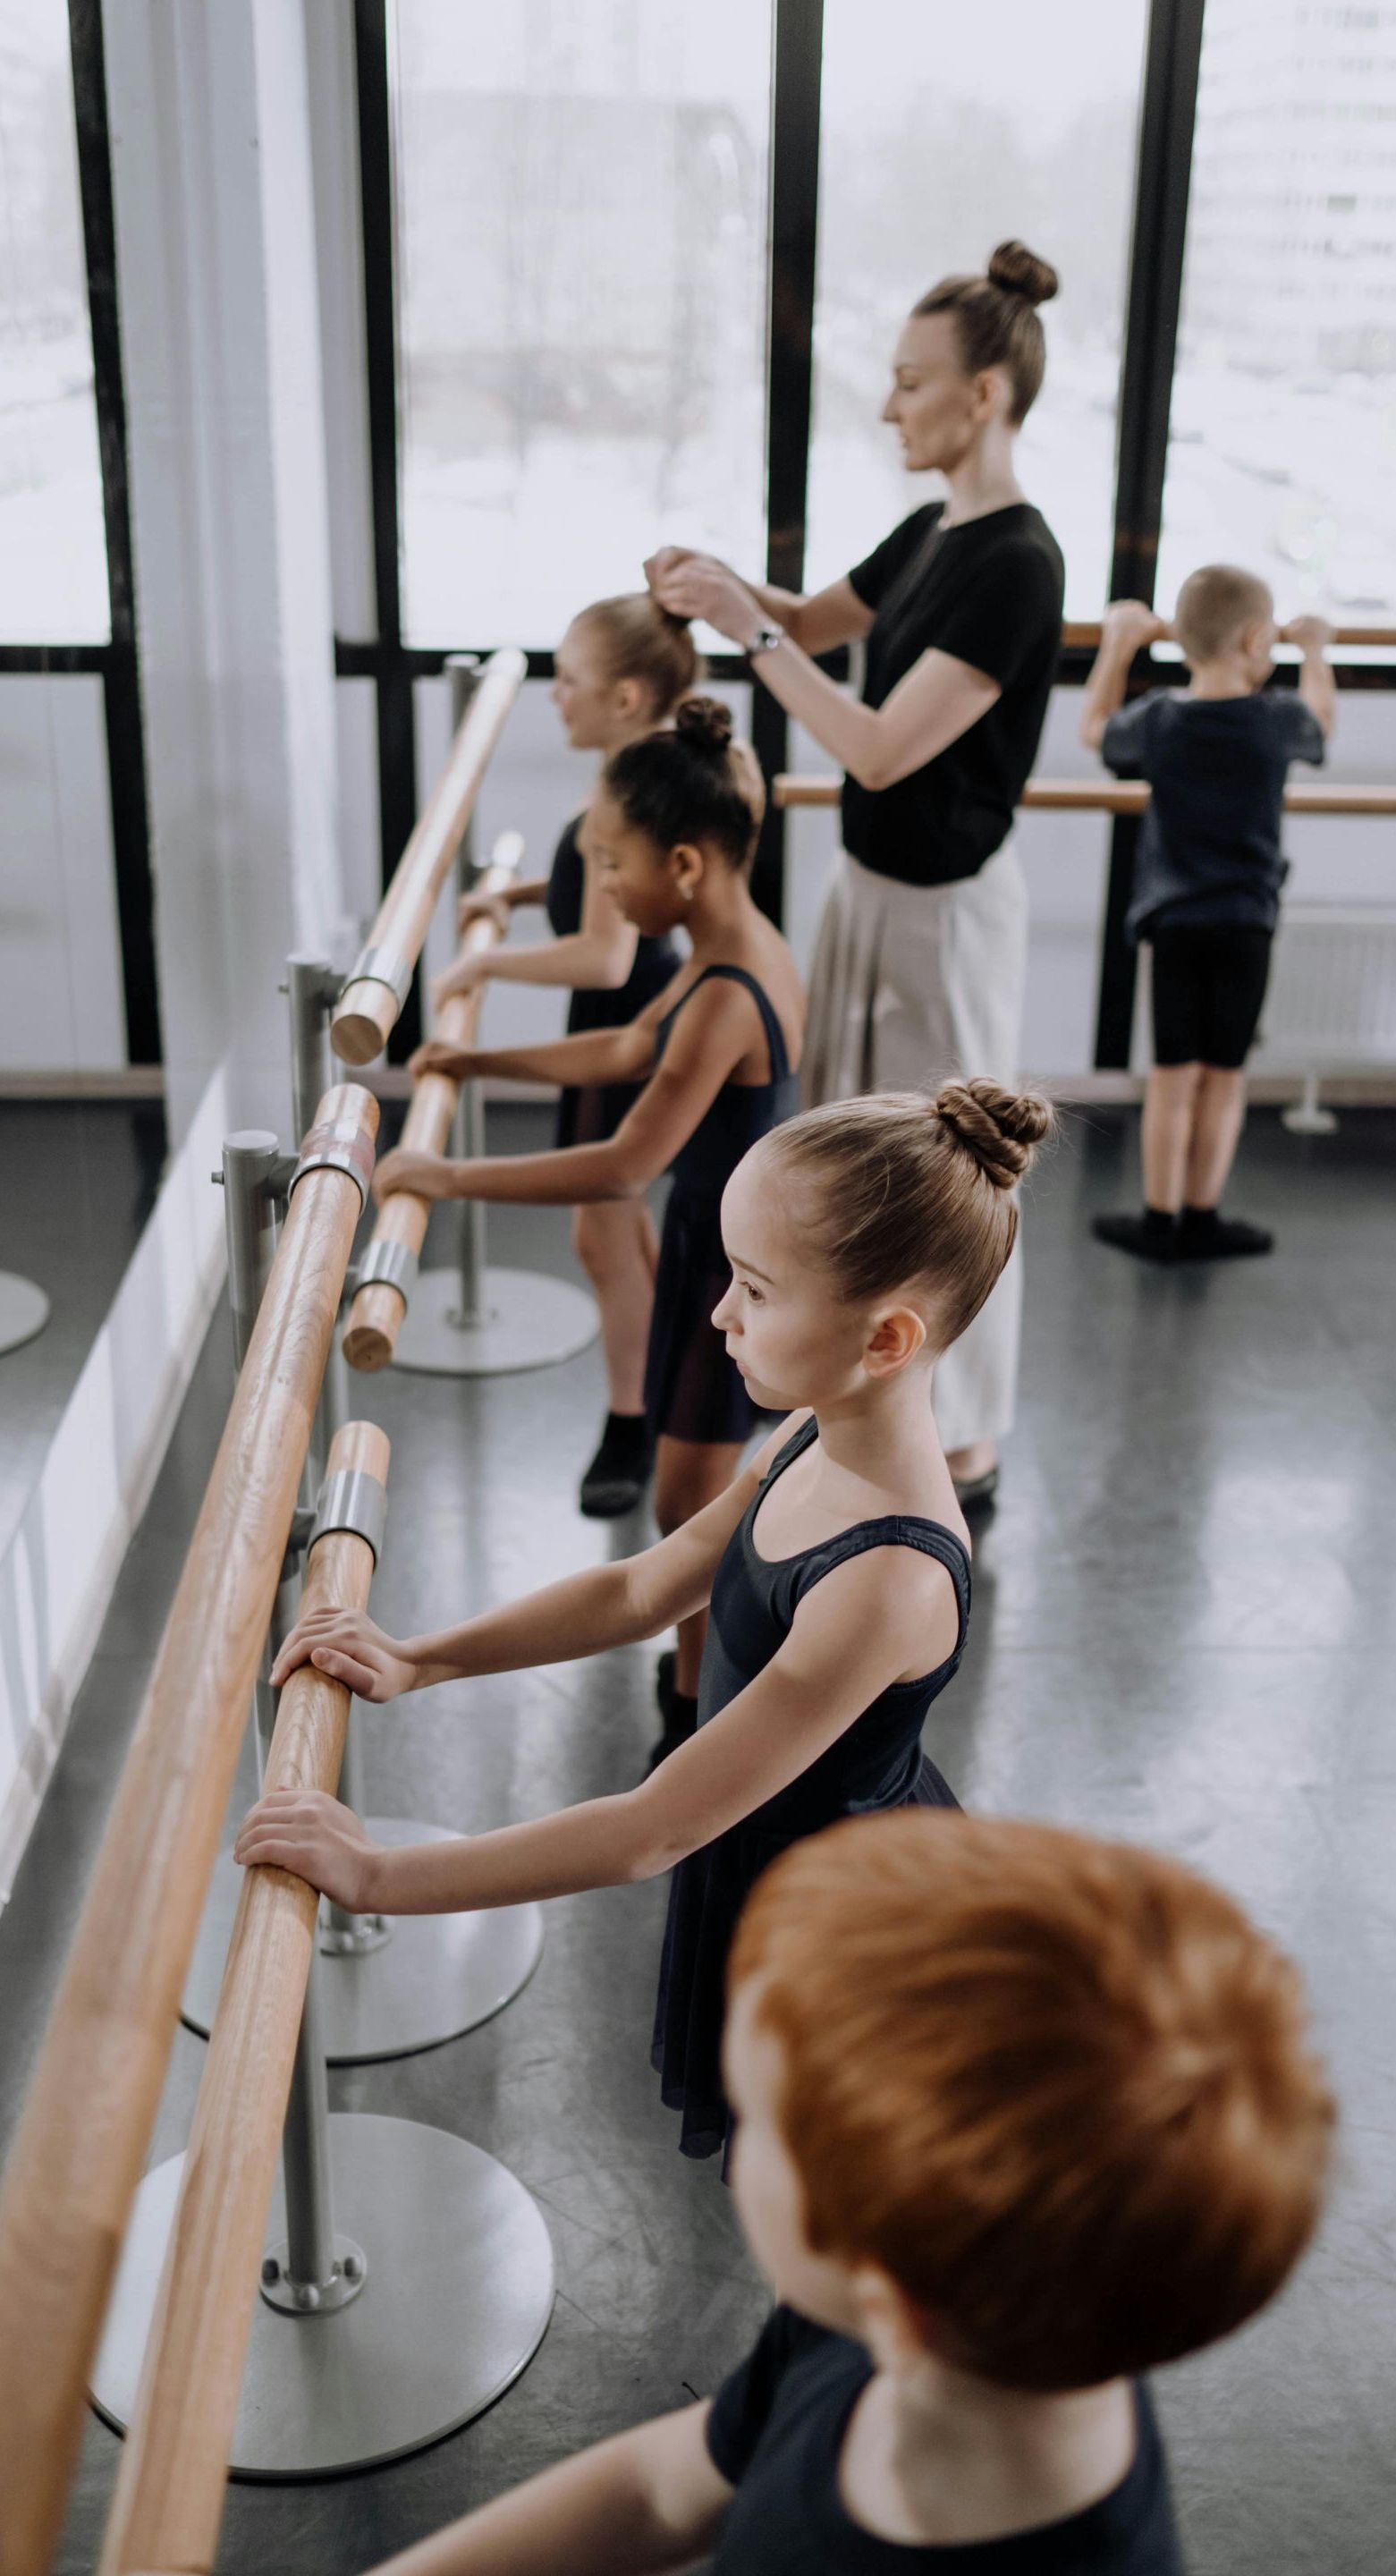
[309,1465,388,1567]
[353,1237,419,1303]
[343,943,413,1010]
[289,1106,377,1211]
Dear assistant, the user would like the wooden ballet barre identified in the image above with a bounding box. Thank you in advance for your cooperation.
[0,1082,378,2576]
[774,775,1396,818]
[332,646,527,1068]
[1059,621,1395,651]
[343,831,524,1373]
[97,1419,391,2576]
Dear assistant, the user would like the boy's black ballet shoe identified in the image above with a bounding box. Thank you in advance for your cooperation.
[952,1465,1000,1522]
[579,1411,654,1517]
[1092,1210,1180,1263]
[1175,1208,1274,1260]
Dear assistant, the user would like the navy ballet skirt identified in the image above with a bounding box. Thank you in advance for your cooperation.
[652,1414,969,2159]
[643,963,800,1447]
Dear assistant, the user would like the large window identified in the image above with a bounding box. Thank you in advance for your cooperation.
[1158,0,1396,622]
[390,0,774,646]
[805,0,1149,617]
[0,0,106,641]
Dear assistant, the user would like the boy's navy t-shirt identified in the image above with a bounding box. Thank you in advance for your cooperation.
[1101,687,1325,943]
[706,2307,1183,2573]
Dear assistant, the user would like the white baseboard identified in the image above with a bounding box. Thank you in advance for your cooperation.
[0,1064,230,1905]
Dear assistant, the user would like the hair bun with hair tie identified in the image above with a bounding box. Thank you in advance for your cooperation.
[986,239,1060,309]
[934,1079,1054,1191]
[674,695,734,757]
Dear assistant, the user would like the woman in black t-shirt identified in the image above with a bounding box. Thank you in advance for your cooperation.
[647,242,1064,1512]
[433,595,695,1516]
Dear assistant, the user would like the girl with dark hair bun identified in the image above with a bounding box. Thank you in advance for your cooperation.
[431,594,699,1519]
[647,240,1065,1522]
[389,699,805,1755]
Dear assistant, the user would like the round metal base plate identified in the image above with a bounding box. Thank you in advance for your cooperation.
[1282,1103,1340,1135]
[182,1824,545,2063]
[89,2114,555,2478]
[0,1272,50,1357]
[392,1264,596,1377]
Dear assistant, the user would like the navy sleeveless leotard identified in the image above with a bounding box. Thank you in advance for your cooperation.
[652,1413,969,2159]
[546,815,679,1148]
[643,963,801,1446]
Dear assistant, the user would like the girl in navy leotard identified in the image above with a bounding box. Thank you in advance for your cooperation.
[241,1078,1054,2167]
[430,594,696,1520]
[383,697,805,1707]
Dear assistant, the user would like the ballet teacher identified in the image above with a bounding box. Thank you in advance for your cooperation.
[646,240,1064,1512]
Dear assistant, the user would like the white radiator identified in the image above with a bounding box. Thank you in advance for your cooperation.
[1253,904,1396,1073]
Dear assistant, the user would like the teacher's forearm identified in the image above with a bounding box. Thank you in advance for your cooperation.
[749,637,891,784]
[745,578,810,637]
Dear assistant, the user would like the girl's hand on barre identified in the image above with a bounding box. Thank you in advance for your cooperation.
[408,1037,478,1082]
[431,951,491,1009]
[270,1605,418,1700]
[233,1788,383,1911]
[457,889,513,938]
[373,1145,458,1204]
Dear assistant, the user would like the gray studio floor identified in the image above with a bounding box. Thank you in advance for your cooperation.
[0,1097,167,1555]
[2,1102,1393,2575]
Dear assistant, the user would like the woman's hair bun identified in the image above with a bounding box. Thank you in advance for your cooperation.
[674,695,734,757]
[934,1079,1054,1190]
[987,240,1059,309]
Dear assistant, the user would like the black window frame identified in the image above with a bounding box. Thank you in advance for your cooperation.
[16,0,1396,1080]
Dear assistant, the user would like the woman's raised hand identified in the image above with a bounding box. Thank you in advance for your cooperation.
[409,1036,477,1081]
[373,1144,456,1205]
[645,547,757,643]
[269,1605,418,1702]
[233,1787,382,1911]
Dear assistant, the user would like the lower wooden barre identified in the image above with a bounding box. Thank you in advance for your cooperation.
[774,774,1396,818]
[97,1420,391,2576]
[0,1082,376,2576]
[343,851,519,1373]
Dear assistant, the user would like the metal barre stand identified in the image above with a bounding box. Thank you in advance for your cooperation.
[0,1272,50,1356]
[92,1131,554,2475]
[390,654,598,1377]
[182,979,546,2065]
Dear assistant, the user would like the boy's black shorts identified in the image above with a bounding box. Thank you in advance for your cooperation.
[1149,923,1273,1069]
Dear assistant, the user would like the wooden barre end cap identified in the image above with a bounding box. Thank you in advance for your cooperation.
[342,1281,405,1374]
[331,983,399,1068]
[324,1417,392,1482]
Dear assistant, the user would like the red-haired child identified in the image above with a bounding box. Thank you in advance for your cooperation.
[355,1812,1333,2575]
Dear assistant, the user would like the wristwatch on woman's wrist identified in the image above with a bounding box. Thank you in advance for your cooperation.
[745,620,786,658]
